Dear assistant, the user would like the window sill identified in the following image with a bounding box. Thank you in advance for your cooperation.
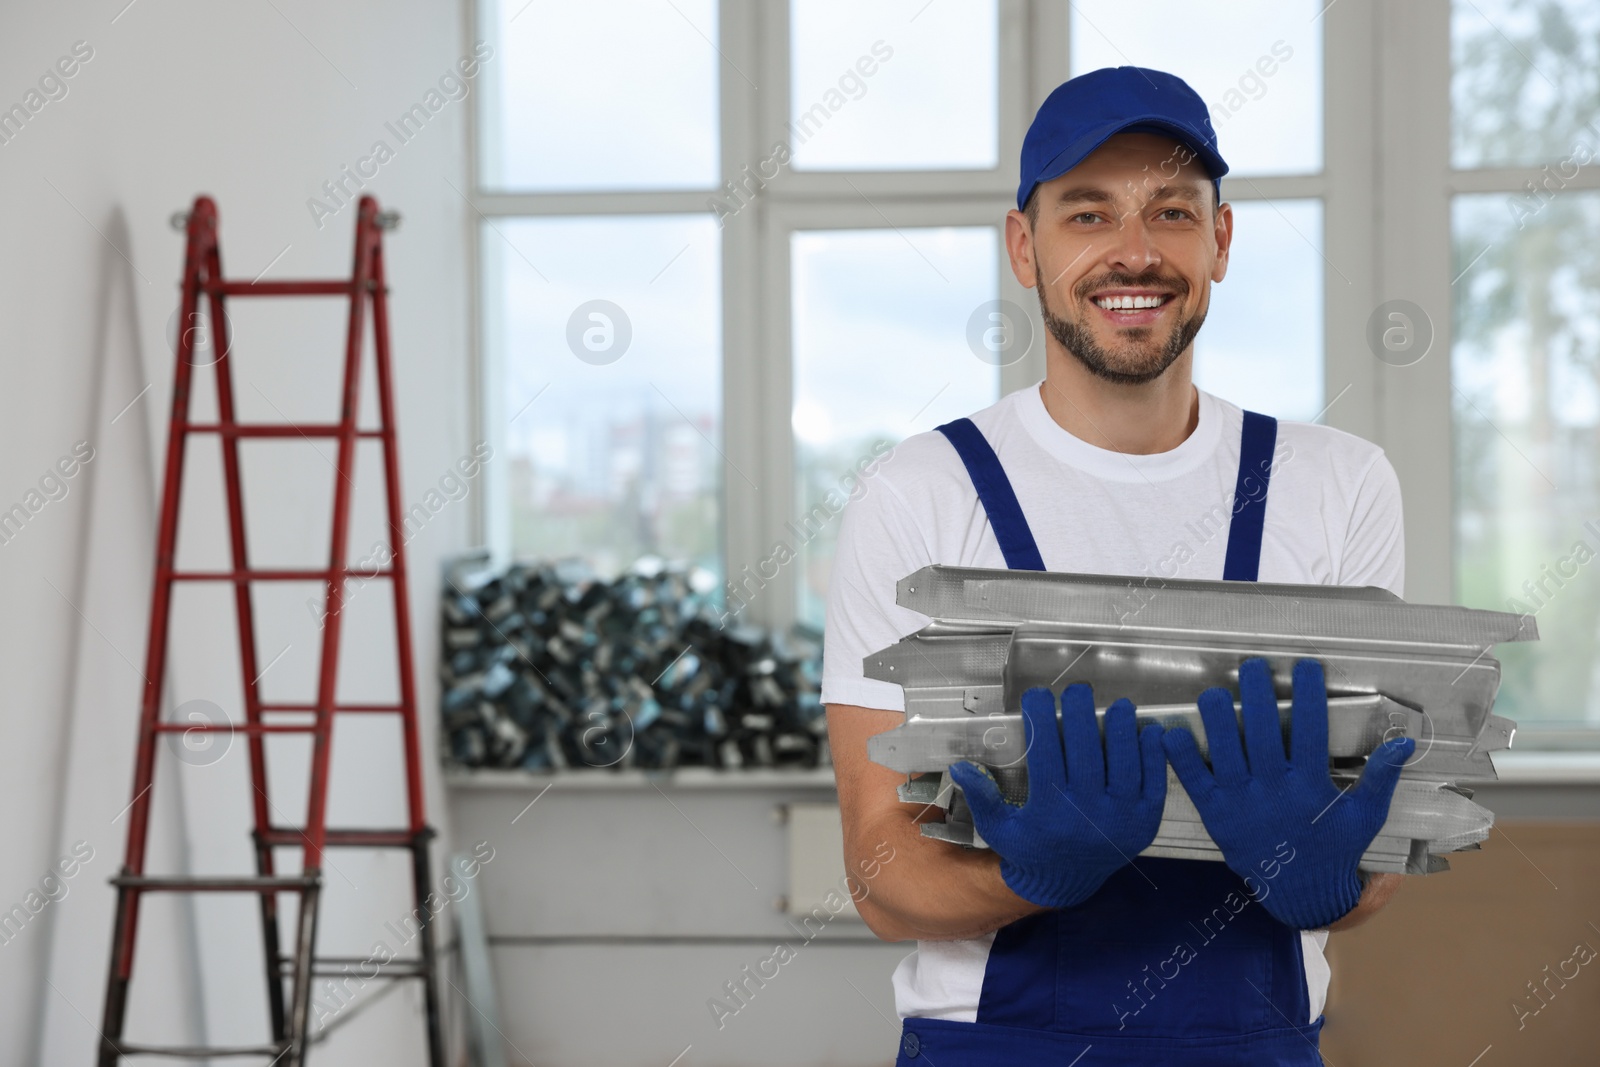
[1488,750,1600,785]
[440,753,1600,791]
[442,765,839,791]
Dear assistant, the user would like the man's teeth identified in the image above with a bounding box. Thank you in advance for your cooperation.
[1095,294,1167,310]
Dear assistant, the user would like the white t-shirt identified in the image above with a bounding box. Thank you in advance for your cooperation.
[820,378,1405,1024]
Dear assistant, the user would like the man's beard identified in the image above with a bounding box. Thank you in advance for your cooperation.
[1036,271,1206,385]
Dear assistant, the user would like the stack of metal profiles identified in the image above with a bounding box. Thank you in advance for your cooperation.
[864,565,1537,875]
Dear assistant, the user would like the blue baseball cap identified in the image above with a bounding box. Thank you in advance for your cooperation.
[1017,66,1227,212]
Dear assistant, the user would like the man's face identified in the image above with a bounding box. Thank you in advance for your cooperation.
[1010,132,1232,385]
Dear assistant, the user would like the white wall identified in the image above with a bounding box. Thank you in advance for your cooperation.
[448,774,910,1067]
[0,1,475,1062]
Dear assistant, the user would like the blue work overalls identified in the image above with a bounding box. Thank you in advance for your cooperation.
[893,410,1323,1066]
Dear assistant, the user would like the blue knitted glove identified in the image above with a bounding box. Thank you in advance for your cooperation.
[1161,657,1415,930]
[948,683,1167,910]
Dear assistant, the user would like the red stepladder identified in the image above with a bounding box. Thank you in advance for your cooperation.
[97,195,445,1067]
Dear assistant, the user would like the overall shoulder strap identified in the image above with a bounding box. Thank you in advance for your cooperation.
[934,418,1046,572]
[1221,409,1279,582]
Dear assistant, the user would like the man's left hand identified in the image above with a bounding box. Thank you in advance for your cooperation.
[1161,656,1414,930]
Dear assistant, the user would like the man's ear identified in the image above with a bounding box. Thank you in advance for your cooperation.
[1004,208,1038,289]
[1211,201,1234,285]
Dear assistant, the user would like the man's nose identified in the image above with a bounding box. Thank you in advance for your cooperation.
[1102,206,1161,274]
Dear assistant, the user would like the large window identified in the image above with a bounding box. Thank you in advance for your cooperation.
[472,0,1600,745]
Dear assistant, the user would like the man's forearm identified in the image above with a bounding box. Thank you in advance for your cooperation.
[852,800,1049,942]
[829,705,1053,942]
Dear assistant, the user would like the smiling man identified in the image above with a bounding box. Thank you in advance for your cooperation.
[822,67,1410,1065]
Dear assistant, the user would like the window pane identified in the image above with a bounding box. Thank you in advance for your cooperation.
[790,228,1000,629]
[1193,200,1324,421]
[1453,191,1600,726]
[481,0,719,191]
[789,0,997,171]
[1069,0,1323,176]
[488,216,722,580]
[1452,0,1600,170]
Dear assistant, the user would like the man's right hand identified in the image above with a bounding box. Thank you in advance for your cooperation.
[947,684,1168,910]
